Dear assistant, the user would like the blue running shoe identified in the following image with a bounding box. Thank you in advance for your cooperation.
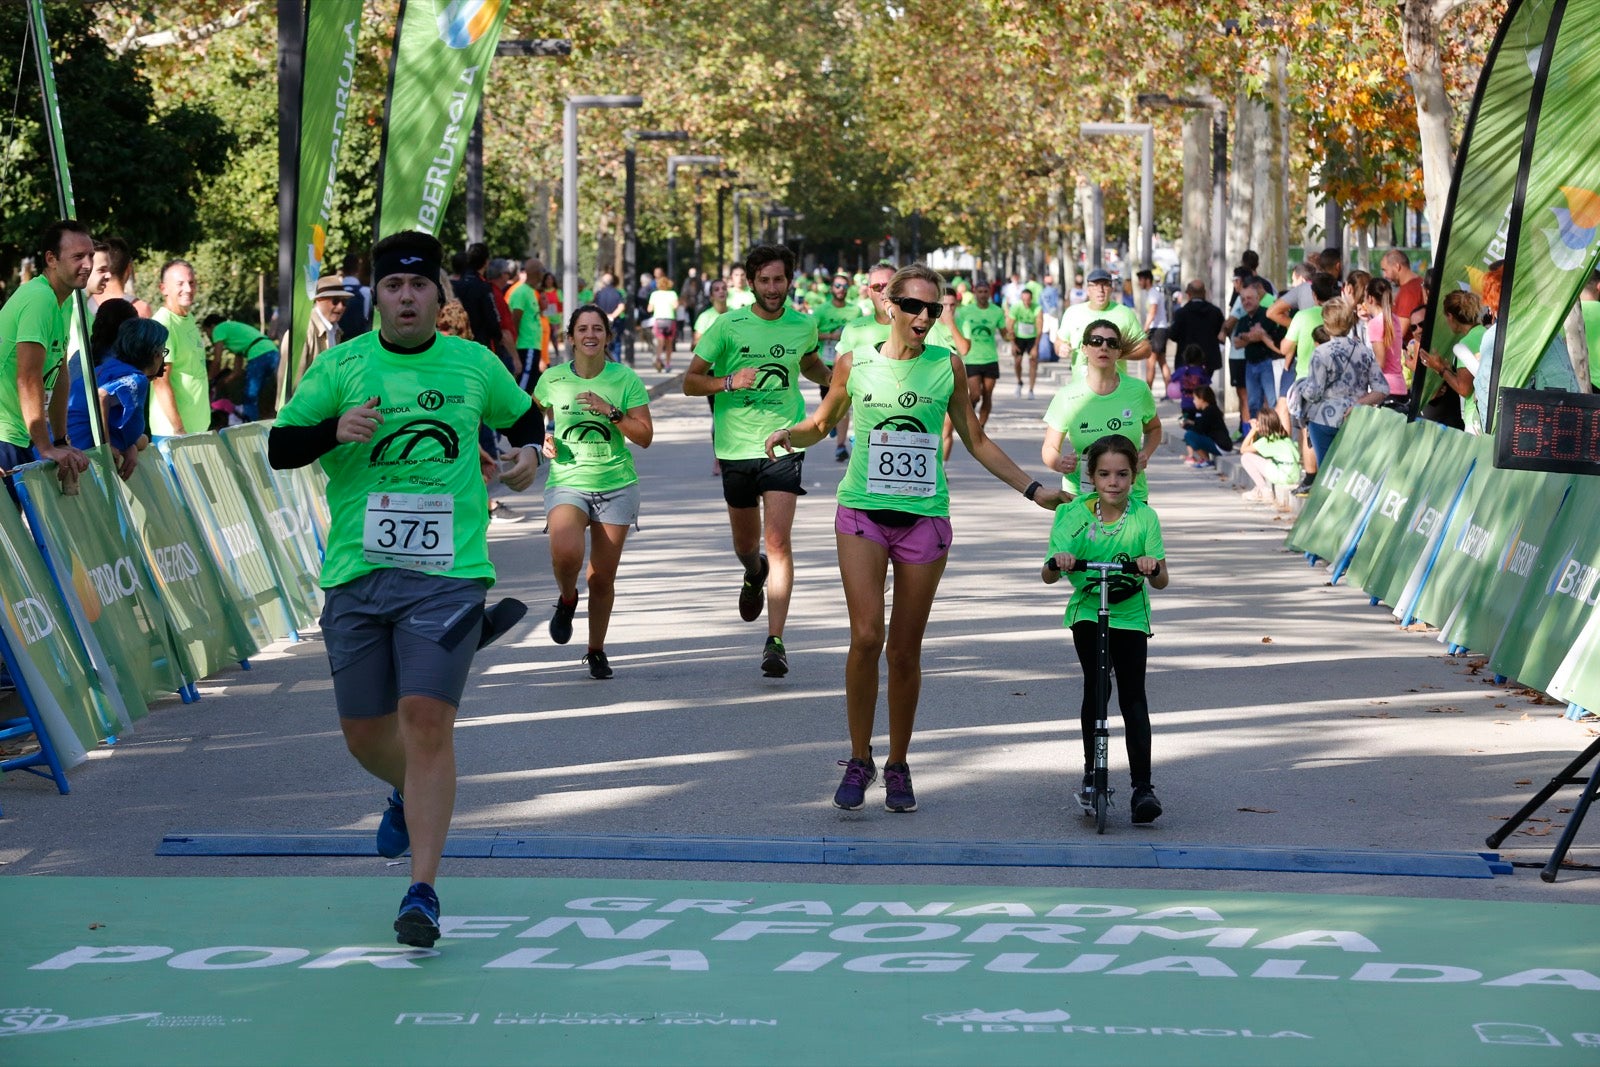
[394,882,440,947]
[883,761,917,813]
[376,789,409,858]
[832,754,877,810]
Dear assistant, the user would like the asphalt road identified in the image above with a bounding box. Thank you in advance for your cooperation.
[2,364,1595,905]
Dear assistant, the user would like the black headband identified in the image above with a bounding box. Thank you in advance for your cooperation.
[373,248,443,294]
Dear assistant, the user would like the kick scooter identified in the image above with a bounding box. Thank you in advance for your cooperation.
[1070,559,1156,834]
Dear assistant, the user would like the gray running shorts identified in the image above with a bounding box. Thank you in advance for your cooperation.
[319,568,489,718]
[544,480,640,526]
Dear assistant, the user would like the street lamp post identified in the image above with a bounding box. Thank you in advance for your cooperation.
[1138,93,1228,303]
[732,189,770,266]
[1080,122,1154,271]
[623,129,686,361]
[716,179,753,278]
[666,154,721,283]
[563,94,643,329]
[466,39,571,245]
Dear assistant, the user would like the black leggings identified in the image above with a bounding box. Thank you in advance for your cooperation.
[1070,621,1152,787]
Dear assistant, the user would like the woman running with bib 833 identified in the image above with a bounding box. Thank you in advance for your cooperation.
[767,263,1066,814]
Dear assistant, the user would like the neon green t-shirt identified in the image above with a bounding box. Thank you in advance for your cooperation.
[837,318,890,361]
[1048,494,1165,634]
[814,301,862,365]
[1041,373,1158,502]
[1010,304,1041,339]
[836,343,955,518]
[209,320,277,361]
[1283,306,1324,369]
[1058,301,1146,373]
[727,288,756,310]
[956,304,1006,365]
[0,275,69,447]
[507,284,542,349]
[647,289,679,323]
[150,307,210,436]
[274,331,532,589]
[928,321,958,349]
[1250,435,1301,484]
[534,362,650,491]
[693,306,819,460]
[694,306,722,339]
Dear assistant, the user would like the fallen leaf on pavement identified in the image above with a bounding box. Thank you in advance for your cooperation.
[1261,636,1273,644]
[1494,703,1507,708]
[1011,691,1027,697]
[1237,807,1278,814]
[1355,712,1395,719]
[88,922,104,930]
[1517,826,1552,837]
[1514,779,1532,785]
[1426,706,1462,714]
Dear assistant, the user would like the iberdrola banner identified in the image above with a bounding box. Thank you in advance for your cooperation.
[376,0,508,236]
[1426,0,1600,425]
[25,0,100,444]
[284,1,363,400]
[1492,0,1600,407]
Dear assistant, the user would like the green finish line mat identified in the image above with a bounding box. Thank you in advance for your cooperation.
[1,877,1595,1066]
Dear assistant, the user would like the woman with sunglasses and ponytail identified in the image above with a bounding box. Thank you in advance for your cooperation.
[1040,320,1163,502]
[766,263,1065,815]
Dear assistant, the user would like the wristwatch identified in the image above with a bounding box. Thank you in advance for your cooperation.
[606,406,624,424]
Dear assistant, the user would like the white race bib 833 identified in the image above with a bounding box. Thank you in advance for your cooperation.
[867,429,938,497]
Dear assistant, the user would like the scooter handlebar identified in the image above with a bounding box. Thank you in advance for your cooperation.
[1068,559,1158,576]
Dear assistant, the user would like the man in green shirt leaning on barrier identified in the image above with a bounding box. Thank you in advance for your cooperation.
[268,230,546,950]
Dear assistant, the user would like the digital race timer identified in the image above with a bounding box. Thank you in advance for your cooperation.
[1495,387,1600,475]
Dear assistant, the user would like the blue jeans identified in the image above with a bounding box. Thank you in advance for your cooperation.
[1183,428,1221,458]
[240,352,278,421]
[1307,421,1340,464]
[1245,360,1277,417]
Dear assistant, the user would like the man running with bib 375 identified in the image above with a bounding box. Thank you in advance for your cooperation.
[269,231,544,949]
[685,244,828,677]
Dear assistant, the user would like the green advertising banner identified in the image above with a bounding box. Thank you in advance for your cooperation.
[0,493,117,762]
[297,456,332,553]
[1443,469,1573,659]
[1420,0,1552,387]
[376,0,508,236]
[161,437,295,645]
[1492,0,1600,402]
[283,1,363,401]
[1400,435,1499,633]
[219,423,323,631]
[1362,421,1476,612]
[1284,406,1408,564]
[1342,420,1444,594]
[24,0,100,445]
[18,449,184,716]
[1493,478,1600,705]
[120,458,258,681]
[3,877,1597,1066]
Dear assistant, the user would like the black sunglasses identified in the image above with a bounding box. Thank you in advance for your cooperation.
[891,296,942,319]
[1082,335,1122,350]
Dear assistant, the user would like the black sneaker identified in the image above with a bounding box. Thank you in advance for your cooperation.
[394,881,441,948]
[549,595,577,644]
[1292,474,1315,498]
[833,754,877,810]
[1131,784,1163,824]
[834,445,849,462]
[883,761,917,812]
[738,555,769,622]
[583,649,613,679]
[761,635,788,677]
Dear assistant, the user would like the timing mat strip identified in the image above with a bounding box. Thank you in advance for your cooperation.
[158,830,1513,878]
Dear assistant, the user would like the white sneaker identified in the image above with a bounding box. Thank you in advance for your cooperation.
[1027,390,1035,400]
[1014,384,1023,397]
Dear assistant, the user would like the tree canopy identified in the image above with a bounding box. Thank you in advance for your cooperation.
[0,0,1505,314]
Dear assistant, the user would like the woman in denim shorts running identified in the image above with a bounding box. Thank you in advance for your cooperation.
[534,305,653,678]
